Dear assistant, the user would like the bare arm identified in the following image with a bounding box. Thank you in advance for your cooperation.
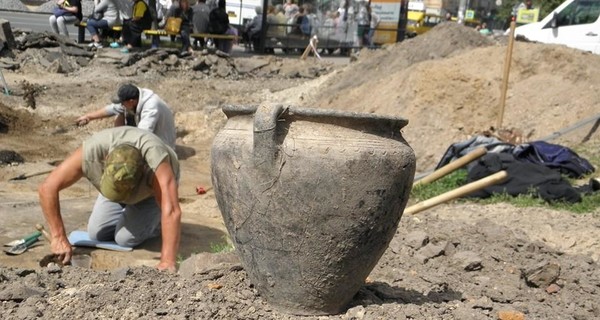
[38,147,85,265]
[94,0,108,13]
[76,107,112,126]
[152,161,182,272]
[61,2,79,14]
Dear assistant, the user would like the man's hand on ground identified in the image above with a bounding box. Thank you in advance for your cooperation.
[156,261,177,272]
[51,236,73,265]
[75,115,90,126]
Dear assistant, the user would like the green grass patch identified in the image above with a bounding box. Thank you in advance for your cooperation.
[475,189,600,214]
[210,240,234,253]
[410,169,468,202]
[176,254,185,266]
[411,168,600,214]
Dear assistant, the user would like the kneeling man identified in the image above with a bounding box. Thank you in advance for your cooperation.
[39,126,181,271]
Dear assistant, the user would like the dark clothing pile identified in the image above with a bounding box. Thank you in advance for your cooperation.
[512,141,595,178]
[437,136,594,179]
[435,136,597,203]
[466,153,582,203]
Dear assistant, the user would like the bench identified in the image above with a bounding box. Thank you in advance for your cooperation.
[144,30,237,40]
[143,30,238,50]
[76,22,237,48]
[76,21,122,44]
[190,33,238,41]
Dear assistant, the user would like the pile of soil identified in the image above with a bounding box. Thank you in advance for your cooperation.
[1,22,599,319]
[277,22,600,171]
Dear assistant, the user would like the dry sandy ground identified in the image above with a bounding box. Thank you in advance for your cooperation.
[1,23,599,319]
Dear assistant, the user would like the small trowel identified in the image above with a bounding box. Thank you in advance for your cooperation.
[4,231,42,247]
[4,236,39,255]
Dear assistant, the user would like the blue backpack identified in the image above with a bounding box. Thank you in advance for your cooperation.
[513,141,595,178]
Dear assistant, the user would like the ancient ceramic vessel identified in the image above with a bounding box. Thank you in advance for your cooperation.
[211,104,416,315]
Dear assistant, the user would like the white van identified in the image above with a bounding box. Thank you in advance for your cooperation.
[514,0,600,54]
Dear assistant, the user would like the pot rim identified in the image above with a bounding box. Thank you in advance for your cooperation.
[222,104,409,131]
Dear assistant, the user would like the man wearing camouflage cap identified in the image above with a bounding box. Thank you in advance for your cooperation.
[39,126,181,272]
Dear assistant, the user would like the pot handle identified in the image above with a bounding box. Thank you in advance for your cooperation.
[253,104,285,170]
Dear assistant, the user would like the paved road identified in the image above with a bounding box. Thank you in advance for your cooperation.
[0,9,84,41]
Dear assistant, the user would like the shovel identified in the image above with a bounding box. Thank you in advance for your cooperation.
[4,231,42,247]
[4,236,39,255]
[8,169,53,181]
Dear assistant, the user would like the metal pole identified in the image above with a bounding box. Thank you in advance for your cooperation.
[458,0,467,24]
[258,0,269,53]
[397,0,408,42]
[148,0,159,47]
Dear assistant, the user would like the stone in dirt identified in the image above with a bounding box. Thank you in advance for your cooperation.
[0,19,15,49]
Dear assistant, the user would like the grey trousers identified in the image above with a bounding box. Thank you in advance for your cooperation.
[87,194,161,247]
[49,14,78,37]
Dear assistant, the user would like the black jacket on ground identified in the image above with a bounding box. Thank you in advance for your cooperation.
[466,153,581,203]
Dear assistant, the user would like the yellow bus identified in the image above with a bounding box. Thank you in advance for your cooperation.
[406,11,444,37]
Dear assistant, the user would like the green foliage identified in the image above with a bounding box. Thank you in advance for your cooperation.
[476,188,600,214]
[496,0,566,24]
[210,240,234,253]
[410,170,468,202]
[176,254,185,266]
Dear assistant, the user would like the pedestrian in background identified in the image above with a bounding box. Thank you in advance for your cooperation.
[49,0,83,37]
[120,0,153,52]
[192,0,211,49]
[367,5,380,48]
[167,0,194,54]
[208,0,231,52]
[86,0,122,48]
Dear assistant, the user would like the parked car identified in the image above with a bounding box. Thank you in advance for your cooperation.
[406,11,444,37]
[514,0,600,54]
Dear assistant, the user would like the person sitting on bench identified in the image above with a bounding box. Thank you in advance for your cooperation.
[208,0,231,53]
[49,0,83,38]
[167,0,194,54]
[242,6,263,52]
[86,0,122,48]
[121,0,152,53]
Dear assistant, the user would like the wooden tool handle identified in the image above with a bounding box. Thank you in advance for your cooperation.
[414,147,487,187]
[35,224,52,241]
[405,170,508,215]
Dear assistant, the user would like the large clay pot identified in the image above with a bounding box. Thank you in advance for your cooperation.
[211,104,416,315]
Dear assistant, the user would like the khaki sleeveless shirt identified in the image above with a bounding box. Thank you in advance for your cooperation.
[82,126,179,204]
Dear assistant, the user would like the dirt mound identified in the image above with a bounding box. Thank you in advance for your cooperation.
[312,22,495,101]
[0,101,33,133]
[300,23,600,171]
[1,203,599,319]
